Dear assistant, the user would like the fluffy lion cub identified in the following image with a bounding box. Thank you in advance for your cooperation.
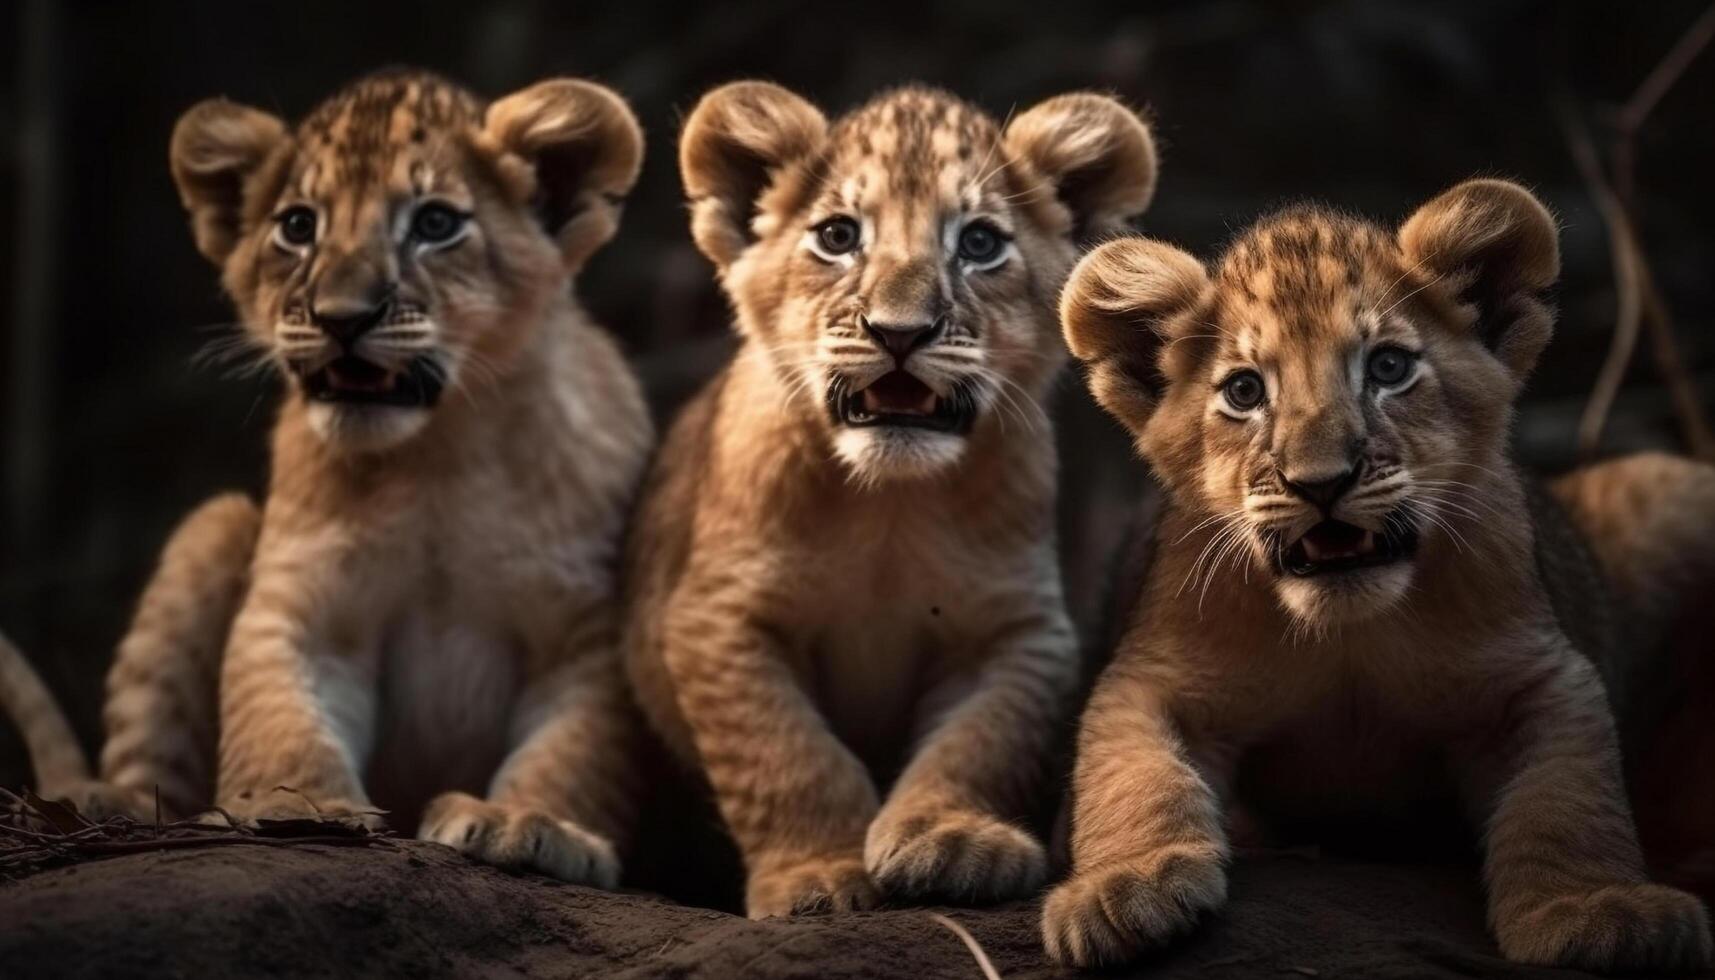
[1043,179,1715,972]
[625,83,1157,917]
[4,70,653,886]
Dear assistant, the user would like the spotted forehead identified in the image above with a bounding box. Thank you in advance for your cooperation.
[1213,209,1408,345]
[292,71,482,191]
[822,88,1008,206]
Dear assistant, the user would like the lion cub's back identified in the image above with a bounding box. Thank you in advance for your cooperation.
[1550,452,1715,885]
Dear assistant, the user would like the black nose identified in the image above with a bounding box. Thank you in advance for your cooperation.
[861,314,945,363]
[311,296,392,348]
[1281,462,1362,511]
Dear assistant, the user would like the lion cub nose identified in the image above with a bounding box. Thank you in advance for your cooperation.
[1281,462,1362,511]
[311,295,392,349]
[861,314,945,364]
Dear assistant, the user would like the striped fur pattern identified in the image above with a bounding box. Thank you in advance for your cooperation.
[1044,179,1712,971]
[625,83,1157,918]
[95,492,260,818]
[149,70,654,886]
[2,494,259,822]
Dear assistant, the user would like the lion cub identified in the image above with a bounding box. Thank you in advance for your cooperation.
[625,83,1157,917]
[1043,179,1714,972]
[7,70,653,887]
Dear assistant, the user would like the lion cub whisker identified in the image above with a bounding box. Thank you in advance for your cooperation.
[626,81,1158,918]
[1044,178,1715,974]
[0,70,656,894]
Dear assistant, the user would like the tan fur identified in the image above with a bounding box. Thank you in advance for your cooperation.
[73,69,658,887]
[1044,179,1713,972]
[91,493,260,818]
[3,493,259,821]
[1552,453,1715,887]
[626,83,1157,917]
[0,633,91,794]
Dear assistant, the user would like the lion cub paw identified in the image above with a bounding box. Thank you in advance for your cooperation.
[865,806,1047,904]
[51,780,158,822]
[419,791,620,889]
[746,853,879,919]
[1495,882,1712,973]
[1041,844,1228,968]
[209,787,386,830]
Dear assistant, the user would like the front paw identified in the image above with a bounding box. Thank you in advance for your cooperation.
[419,791,620,889]
[1495,882,1712,973]
[52,780,158,822]
[865,805,1047,904]
[210,786,385,830]
[1041,844,1228,968]
[746,853,879,918]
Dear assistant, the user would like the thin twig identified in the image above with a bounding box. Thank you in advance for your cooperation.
[2,784,395,880]
[1621,2,1715,125]
[0,821,104,844]
[1562,102,1645,460]
[1567,4,1715,459]
[1638,278,1715,459]
[929,913,1004,980]
[56,834,394,856]
[1612,3,1708,128]
[1612,2,1715,204]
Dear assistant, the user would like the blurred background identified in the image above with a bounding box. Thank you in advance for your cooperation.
[3,0,1712,781]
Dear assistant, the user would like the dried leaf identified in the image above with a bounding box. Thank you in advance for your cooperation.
[23,790,89,835]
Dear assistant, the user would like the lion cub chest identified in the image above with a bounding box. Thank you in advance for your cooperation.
[1216,641,1503,854]
[786,513,998,778]
[361,468,597,820]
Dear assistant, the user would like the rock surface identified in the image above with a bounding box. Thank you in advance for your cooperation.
[0,841,1617,979]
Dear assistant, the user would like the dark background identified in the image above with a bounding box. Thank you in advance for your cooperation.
[3,0,1712,781]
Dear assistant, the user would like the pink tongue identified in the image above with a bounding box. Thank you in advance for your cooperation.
[860,371,937,415]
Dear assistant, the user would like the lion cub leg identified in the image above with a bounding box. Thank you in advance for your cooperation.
[420,627,636,888]
[663,596,881,918]
[865,618,1076,904]
[69,493,260,822]
[1041,664,1231,968]
[212,542,379,828]
[1470,646,1712,973]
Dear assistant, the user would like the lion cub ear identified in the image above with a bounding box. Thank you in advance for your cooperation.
[1004,94,1158,241]
[170,99,289,265]
[679,81,828,269]
[1397,178,1560,380]
[485,79,645,273]
[1062,238,1209,433]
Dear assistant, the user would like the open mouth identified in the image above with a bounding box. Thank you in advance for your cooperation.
[830,371,974,434]
[1276,518,1419,577]
[296,356,444,408]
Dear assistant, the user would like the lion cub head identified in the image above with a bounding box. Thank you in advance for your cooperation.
[169,69,642,453]
[680,83,1156,482]
[1064,179,1560,623]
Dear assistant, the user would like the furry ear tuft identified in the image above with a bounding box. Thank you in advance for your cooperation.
[1398,178,1560,380]
[485,78,645,272]
[1005,93,1158,241]
[1061,237,1209,432]
[169,99,288,265]
[679,81,827,269]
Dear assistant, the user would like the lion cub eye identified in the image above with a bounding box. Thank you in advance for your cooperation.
[812,216,862,258]
[411,203,469,245]
[956,222,1007,265]
[275,207,318,248]
[1366,346,1416,387]
[1222,370,1266,412]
